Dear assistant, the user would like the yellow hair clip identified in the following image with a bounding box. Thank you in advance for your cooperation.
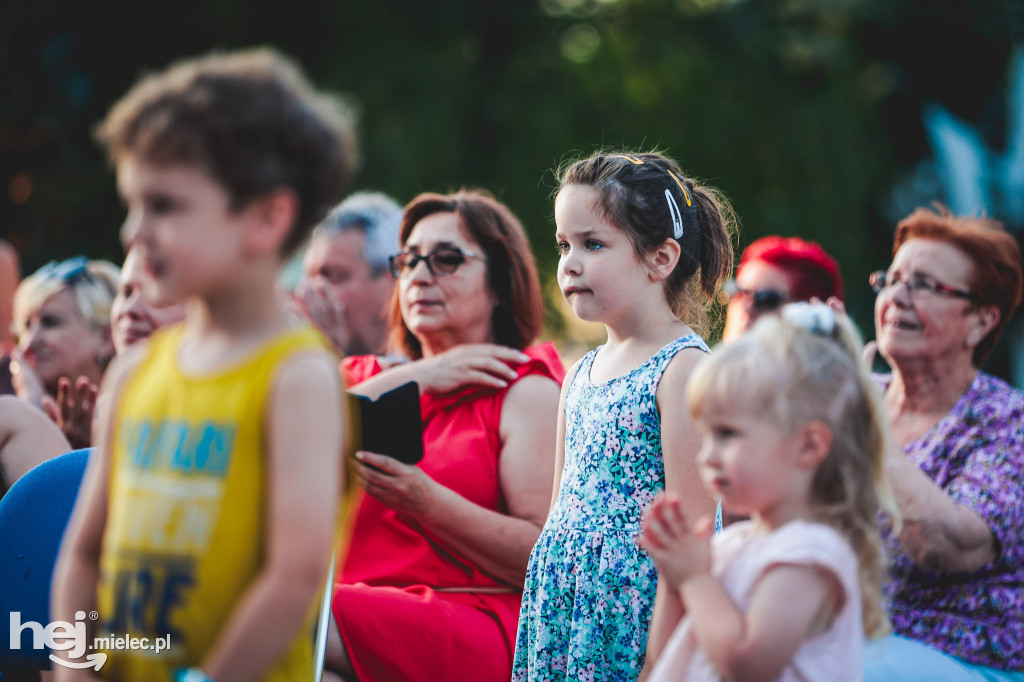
[619,155,645,165]
[666,171,692,207]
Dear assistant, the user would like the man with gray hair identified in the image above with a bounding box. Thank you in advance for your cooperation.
[297,191,402,356]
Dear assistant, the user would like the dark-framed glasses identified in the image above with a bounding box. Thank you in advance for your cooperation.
[869,270,981,304]
[720,279,790,314]
[387,247,486,279]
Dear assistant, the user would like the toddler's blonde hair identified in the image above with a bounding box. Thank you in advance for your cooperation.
[686,308,898,638]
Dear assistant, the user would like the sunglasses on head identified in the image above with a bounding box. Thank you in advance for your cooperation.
[36,256,90,286]
[387,246,486,279]
[722,279,790,313]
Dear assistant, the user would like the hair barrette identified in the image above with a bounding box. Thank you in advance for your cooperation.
[781,301,836,336]
[618,154,645,165]
[665,190,684,239]
[665,171,692,207]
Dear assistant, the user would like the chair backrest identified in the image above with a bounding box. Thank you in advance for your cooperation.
[312,550,337,682]
[0,448,91,672]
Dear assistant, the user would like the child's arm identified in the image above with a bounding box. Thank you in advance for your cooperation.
[640,496,842,682]
[0,393,72,485]
[199,351,343,682]
[50,353,136,680]
[547,357,581,514]
[644,348,716,669]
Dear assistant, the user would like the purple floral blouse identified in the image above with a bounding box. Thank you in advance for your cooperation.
[876,371,1024,671]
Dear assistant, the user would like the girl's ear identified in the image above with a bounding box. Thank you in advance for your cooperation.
[243,187,300,257]
[646,238,681,282]
[796,420,833,469]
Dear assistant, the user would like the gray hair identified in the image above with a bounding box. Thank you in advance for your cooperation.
[312,191,403,275]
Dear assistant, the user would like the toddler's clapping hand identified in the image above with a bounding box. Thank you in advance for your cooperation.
[637,493,714,590]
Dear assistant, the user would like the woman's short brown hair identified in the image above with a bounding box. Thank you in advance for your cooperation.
[894,205,1023,366]
[388,190,544,360]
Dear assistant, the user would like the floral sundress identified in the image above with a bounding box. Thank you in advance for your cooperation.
[512,335,710,682]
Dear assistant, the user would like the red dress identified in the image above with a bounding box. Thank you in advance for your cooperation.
[333,343,565,682]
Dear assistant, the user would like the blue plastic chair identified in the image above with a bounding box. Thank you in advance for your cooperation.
[0,448,91,675]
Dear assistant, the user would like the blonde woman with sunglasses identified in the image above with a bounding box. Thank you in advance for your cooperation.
[11,256,118,411]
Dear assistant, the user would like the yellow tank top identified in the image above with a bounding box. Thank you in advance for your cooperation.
[96,323,335,681]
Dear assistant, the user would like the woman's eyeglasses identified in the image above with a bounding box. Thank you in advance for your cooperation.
[720,279,789,313]
[869,270,981,304]
[388,247,486,279]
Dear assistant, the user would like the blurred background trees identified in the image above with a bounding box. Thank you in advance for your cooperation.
[3,0,1023,374]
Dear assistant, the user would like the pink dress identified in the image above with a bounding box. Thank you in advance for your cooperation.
[332,343,565,682]
[648,520,863,682]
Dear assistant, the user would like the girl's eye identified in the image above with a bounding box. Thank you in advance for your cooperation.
[556,241,569,255]
[714,427,738,439]
[585,240,603,251]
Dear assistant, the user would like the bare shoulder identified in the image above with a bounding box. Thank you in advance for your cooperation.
[271,348,343,402]
[659,345,710,391]
[0,394,47,428]
[0,394,67,447]
[503,373,561,418]
[562,355,585,390]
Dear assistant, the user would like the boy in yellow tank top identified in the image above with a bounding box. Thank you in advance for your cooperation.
[51,49,356,682]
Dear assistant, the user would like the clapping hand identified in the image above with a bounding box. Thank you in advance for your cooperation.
[637,493,715,590]
[44,376,98,450]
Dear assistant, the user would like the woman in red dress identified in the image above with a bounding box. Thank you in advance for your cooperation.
[325,190,564,682]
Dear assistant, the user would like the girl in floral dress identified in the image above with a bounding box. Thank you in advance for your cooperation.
[512,151,735,681]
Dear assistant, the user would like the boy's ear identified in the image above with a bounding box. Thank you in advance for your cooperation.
[243,187,299,257]
[645,238,681,282]
[796,420,832,469]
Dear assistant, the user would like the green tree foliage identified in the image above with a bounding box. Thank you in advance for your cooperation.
[2,0,1022,351]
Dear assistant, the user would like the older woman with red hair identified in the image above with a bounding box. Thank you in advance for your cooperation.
[864,206,1024,681]
[721,235,843,342]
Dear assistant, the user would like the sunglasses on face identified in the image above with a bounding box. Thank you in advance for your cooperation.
[869,270,981,304]
[722,279,790,313]
[387,246,486,279]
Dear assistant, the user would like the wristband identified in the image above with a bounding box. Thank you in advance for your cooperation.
[174,667,215,682]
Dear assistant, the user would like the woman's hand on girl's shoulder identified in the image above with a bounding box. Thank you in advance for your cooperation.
[416,344,531,394]
[349,344,530,400]
[637,493,714,590]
